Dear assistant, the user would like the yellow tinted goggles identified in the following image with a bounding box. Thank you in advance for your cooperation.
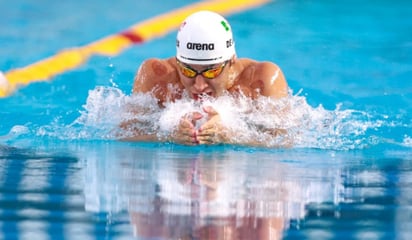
[176,60,227,79]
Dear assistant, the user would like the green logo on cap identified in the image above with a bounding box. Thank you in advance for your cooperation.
[221,21,230,31]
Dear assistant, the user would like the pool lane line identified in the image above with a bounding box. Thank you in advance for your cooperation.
[0,0,270,98]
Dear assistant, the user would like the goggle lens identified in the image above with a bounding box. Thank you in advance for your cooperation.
[177,60,227,79]
[202,66,224,79]
[180,66,197,78]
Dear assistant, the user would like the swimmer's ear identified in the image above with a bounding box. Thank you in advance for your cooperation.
[229,55,236,66]
[229,54,236,67]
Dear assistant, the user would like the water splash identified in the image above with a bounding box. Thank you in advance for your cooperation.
[17,86,408,150]
[403,135,412,147]
[0,125,30,141]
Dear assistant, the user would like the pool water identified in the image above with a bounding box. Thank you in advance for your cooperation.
[1,0,412,239]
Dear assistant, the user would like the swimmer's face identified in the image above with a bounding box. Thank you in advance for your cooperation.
[176,59,232,100]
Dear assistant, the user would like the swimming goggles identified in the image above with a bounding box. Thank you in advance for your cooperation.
[176,59,228,79]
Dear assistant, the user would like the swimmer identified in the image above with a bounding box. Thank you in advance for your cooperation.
[121,10,288,145]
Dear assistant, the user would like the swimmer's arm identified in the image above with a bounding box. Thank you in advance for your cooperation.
[120,58,178,142]
[230,129,290,148]
[228,133,291,148]
[117,117,160,142]
[198,107,290,147]
[119,114,199,144]
[258,63,292,146]
[119,60,159,140]
[246,62,291,146]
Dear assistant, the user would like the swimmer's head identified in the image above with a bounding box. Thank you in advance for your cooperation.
[176,11,236,65]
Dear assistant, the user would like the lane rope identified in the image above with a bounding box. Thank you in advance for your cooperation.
[0,0,269,98]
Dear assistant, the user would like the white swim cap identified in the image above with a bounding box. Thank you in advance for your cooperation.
[176,11,236,65]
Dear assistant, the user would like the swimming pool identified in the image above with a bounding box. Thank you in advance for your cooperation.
[1,0,411,239]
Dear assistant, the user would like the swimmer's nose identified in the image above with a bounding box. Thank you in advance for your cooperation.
[193,75,208,92]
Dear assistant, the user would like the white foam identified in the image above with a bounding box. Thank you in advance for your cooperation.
[0,125,30,140]
[30,86,396,150]
[158,100,199,136]
[403,135,412,147]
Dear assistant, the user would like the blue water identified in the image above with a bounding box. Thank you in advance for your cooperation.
[1,0,412,239]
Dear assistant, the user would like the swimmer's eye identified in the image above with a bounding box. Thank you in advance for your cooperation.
[176,59,227,79]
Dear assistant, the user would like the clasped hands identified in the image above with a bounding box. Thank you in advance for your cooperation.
[171,106,230,145]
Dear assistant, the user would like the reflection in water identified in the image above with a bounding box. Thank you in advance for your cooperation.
[81,143,343,239]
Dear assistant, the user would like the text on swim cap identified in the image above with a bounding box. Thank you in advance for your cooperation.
[226,39,233,48]
[186,42,214,51]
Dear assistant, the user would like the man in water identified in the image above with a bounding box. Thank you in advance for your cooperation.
[122,10,288,145]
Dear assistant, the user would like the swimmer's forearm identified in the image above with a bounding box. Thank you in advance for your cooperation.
[119,118,161,142]
[228,128,291,148]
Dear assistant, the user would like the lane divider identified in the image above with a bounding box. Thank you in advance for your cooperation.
[0,0,269,98]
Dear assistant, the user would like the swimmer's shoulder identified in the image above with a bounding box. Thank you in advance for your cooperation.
[139,57,177,78]
[237,58,282,74]
[235,58,288,98]
[133,57,179,93]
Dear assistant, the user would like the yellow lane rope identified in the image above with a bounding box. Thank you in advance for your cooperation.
[0,0,269,98]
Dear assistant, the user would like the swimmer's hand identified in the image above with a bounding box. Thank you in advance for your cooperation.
[171,112,202,145]
[196,106,231,145]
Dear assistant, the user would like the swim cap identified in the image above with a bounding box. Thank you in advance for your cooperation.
[176,11,236,65]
